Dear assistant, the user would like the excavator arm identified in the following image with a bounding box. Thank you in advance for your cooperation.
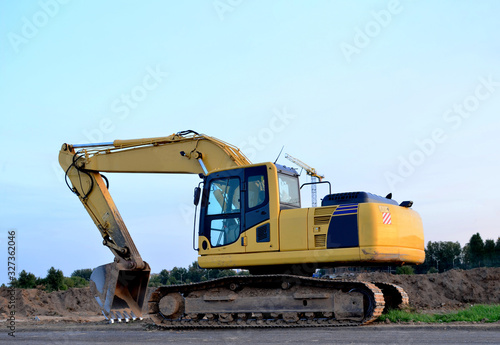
[59,130,250,320]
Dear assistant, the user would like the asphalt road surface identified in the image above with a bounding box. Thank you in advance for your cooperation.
[9,323,500,345]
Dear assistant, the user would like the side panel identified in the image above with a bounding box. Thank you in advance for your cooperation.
[397,207,425,251]
[307,207,334,250]
[358,203,425,263]
[327,204,359,249]
[309,204,359,250]
[358,203,398,249]
[198,248,362,269]
[280,208,308,251]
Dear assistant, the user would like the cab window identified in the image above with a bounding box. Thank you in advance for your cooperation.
[206,177,241,247]
[278,173,300,208]
[209,218,240,247]
[207,178,240,215]
[247,174,266,209]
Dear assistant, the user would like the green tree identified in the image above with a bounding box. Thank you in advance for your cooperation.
[396,266,414,275]
[462,243,471,267]
[148,273,162,287]
[425,241,462,272]
[158,269,171,285]
[12,270,37,288]
[442,241,462,270]
[44,267,67,292]
[495,238,500,266]
[64,276,88,288]
[468,233,485,267]
[186,261,204,283]
[484,239,495,266]
[170,267,188,284]
[425,241,440,271]
[216,269,237,278]
[71,268,93,281]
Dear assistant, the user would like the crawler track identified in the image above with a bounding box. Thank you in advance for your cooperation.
[147,275,401,328]
[372,282,409,313]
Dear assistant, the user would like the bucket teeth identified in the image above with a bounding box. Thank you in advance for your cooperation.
[123,311,130,323]
[102,309,140,324]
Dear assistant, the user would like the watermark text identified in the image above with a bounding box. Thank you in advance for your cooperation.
[8,0,71,53]
[340,0,402,63]
[384,75,499,190]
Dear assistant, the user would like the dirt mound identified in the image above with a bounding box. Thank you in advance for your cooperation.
[353,267,500,309]
[0,287,101,318]
[0,268,498,320]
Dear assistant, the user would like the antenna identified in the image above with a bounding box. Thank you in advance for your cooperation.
[274,146,284,164]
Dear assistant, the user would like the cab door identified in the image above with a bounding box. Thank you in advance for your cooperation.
[242,164,279,253]
[199,168,246,255]
[198,164,279,255]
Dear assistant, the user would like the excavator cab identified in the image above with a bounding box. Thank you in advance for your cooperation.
[199,165,272,251]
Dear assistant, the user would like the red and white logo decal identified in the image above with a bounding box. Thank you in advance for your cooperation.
[382,212,392,225]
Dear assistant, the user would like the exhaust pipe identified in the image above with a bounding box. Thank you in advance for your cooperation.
[90,262,150,321]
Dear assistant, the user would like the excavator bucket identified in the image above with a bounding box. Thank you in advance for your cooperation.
[90,262,150,321]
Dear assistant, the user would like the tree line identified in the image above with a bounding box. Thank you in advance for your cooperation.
[411,232,500,274]
[8,268,92,291]
[148,261,249,287]
[6,264,248,290]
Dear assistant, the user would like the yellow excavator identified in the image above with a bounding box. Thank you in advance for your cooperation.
[59,130,424,327]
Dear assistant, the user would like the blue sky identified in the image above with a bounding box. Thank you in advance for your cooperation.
[1,0,499,283]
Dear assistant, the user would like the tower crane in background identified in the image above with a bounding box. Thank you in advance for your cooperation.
[285,153,324,207]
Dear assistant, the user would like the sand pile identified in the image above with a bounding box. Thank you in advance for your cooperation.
[0,287,101,318]
[354,267,500,309]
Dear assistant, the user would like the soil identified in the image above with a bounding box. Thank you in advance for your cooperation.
[0,286,103,322]
[1,267,499,324]
[352,267,500,310]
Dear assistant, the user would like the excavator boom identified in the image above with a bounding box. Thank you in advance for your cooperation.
[59,131,250,320]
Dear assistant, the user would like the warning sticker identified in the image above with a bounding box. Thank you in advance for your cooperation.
[382,212,392,225]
